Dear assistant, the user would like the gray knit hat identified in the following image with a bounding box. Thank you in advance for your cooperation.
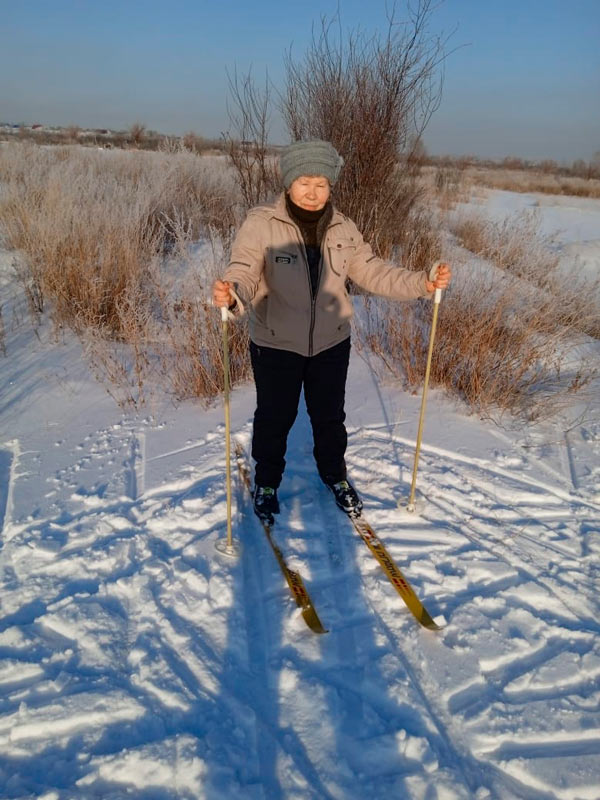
[280,139,344,189]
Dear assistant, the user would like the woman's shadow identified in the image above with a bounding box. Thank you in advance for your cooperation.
[204,394,443,798]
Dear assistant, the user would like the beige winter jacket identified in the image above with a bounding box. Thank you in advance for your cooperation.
[224,193,431,357]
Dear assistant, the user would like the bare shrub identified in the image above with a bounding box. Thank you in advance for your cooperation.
[224,70,280,209]
[182,131,227,156]
[69,235,251,410]
[281,2,447,257]
[129,122,146,148]
[65,124,80,143]
[224,2,448,254]
[429,163,470,209]
[396,203,442,274]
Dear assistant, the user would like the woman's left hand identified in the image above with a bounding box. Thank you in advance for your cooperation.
[425,262,452,293]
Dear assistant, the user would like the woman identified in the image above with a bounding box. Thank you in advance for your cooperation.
[213,140,451,524]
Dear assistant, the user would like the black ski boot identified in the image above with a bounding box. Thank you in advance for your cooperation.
[253,486,280,525]
[325,478,363,517]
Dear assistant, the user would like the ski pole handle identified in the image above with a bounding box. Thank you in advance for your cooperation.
[429,261,443,305]
[221,305,229,322]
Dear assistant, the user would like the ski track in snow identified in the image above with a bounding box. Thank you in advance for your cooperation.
[1,191,600,799]
[3,408,597,798]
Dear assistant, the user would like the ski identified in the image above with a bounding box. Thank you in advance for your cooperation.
[234,443,328,635]
[348,513,443,631]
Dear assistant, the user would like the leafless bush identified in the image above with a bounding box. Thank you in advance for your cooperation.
[428,164,468,210]
[281,2,447,256]
[65,124,81,143]
[224,2,448,254]
[70,236,251,410]
[147,234,253,405]
[129,122,147,148]
[182,131,228,156]
[224,70,280,209]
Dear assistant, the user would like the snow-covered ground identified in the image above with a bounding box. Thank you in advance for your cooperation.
[1,190,599,800]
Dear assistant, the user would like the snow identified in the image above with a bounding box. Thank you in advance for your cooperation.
[1,190,600,799]
[457,188,600,282]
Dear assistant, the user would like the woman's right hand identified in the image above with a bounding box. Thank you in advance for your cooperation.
[212,279,234,308]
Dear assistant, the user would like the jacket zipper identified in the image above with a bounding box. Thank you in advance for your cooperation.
[290,223,320,357]
[282,214,340,356]
[308,253,324,357]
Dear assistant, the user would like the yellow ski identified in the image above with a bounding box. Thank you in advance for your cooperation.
[349,515,443,631]
[235,443,328,635]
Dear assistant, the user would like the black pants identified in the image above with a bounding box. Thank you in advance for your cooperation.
[250,338,351,488]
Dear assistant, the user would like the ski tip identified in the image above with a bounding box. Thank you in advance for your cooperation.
[302,607,329,634]
[428,614,447,630]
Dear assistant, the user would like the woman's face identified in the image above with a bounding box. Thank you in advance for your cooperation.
[288,175,331,211]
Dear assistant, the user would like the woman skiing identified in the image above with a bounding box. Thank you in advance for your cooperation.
[212,139,451,524]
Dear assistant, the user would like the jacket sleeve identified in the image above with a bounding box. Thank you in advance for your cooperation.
[346,224,431,301]
[222,211,266,314]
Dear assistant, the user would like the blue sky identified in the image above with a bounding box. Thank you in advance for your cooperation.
[1,0,599,162]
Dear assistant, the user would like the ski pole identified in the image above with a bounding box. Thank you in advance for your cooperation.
[407,262,443,513]
[215,304,240,557]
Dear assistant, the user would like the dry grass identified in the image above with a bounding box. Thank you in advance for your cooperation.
[423,163,600,205]
[0,142,245,407]
[356,272,594,421]
[464,167,600,199]
[0,143,239,330]
[78,247,251,408]
[356,210,599,421]
[450,209,558,275]
[450,210,600,339]
[1,140,597,419]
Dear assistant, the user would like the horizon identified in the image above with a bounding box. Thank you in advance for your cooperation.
[2,121,597,169]
[2,0,599,163]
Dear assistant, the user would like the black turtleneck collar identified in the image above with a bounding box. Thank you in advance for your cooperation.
[285,194,329,224]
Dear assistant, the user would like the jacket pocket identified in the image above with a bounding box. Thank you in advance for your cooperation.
[328,240,356,277]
